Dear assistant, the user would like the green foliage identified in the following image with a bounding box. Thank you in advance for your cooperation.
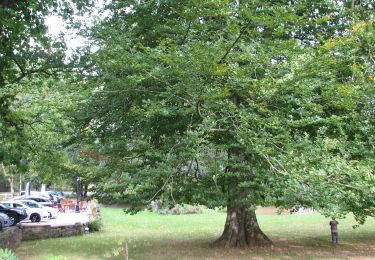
[0,248,18,260]
[2,0,372,244]
[88,217,102,232]
[78,0,375,228]
[64,193,78,199]
[0,0,97,188]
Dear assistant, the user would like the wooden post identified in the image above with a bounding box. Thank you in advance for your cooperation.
[124,242,128,260]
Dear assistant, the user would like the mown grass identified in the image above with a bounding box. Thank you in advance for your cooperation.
[15,207,375,259]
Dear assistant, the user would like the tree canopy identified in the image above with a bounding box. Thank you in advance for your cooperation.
[0,0,374,248]
[76,0,375,247]
[0,0,93,187]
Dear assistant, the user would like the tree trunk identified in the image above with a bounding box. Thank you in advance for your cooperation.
[214,205,273,248]
[19,174,22,195]
[213,145,273,248]
[8,175,14,195]
[83,184,88,198]
[1,163,14,195]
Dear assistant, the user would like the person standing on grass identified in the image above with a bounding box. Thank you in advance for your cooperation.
[329,217,339,244]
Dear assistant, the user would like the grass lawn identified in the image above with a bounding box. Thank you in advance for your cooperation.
[15,207,375,259]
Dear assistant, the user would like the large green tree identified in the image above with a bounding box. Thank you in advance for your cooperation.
[80,0,375,247]
[0,0,95,186]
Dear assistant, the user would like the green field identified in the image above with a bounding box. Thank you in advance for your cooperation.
[15,207,375,259]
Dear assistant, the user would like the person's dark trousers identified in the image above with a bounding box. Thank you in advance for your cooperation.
[331,231,338,244]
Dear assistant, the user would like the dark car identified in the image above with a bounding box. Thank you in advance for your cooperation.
[0,204,27,226]
[0,213,11,230]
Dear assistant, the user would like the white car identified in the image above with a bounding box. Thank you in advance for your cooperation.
[18,200,58,219]
[12,195,55,208]
[1,201,49,222]
[20,191,57,205]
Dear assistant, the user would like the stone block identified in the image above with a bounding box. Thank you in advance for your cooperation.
[0,227,22,250]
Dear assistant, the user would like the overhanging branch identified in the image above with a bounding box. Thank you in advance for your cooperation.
[219,20,252,64]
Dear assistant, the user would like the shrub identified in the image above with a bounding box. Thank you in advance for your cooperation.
[0,248,18,260]
[148,200,161,212]
[154,203,203,215]
[64,193,77,199]
[88,217,102,232]
[182,204,203,214]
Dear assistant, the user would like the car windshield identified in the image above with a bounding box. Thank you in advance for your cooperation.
[0,205,10,210]
[28,197,45,201]
[14,203,26,208]
[23,202,41,208]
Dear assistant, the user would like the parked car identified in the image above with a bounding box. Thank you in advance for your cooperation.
[48,190,64,202]
[18,200,58,219]
[20,191,57,205]
[12,195,55,208]
[2,201,49,223]
[0,213,11,230]
[0,204,27,226]
[33,191,58,204]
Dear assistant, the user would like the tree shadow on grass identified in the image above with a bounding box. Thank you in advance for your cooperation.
[113,233,375,260]
[271,233,375,259]
[119,235,375,260]
[16,231,375,260]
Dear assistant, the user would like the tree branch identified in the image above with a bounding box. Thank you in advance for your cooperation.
[12,67,55,84]
[261,154,288,176]
[179,19,192,45]
[12,58,27,82]
[219,20,252,64]
[101,88,193,105]
[147,172,173,203]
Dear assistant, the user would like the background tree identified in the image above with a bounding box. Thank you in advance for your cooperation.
[0,0,95,189]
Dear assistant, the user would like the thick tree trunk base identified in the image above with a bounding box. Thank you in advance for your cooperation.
[213,206,273,248]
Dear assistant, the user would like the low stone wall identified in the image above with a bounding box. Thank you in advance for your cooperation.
[0,212,91,249]
[21,224,84,241]
[0,227,22,250]
[0,224,84,249]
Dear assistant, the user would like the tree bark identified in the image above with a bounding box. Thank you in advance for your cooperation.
[214,204,273,248]
[1,163,14,194]
[8,174,14,195]
[19,174,22,195]
[213,146,273,248]
[83,184,89,198]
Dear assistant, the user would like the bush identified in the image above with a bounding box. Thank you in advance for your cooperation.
[182,204,203,214]
[0,248,18,260]
[153,203,203,215]
[88,217,102,232]
[64,193,77,199]
[148,200,161,212]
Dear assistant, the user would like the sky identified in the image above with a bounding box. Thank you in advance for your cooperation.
[44,1,109,55]
[45,15,88,55]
